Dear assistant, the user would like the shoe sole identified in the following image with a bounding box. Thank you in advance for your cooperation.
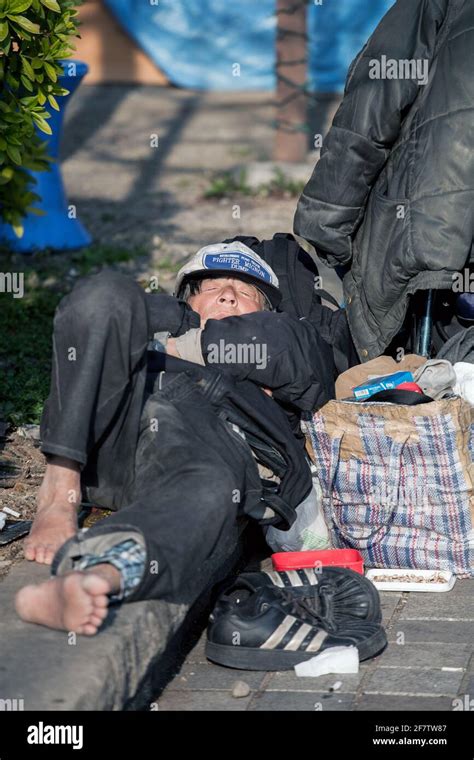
[206,627,387,671]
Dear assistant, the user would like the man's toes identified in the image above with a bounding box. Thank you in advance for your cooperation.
[14,584,35,618]
[91,604,109,624]
[89,613,106,629]
[92,594,109,609]
[81,574,111,597]
[24,542,36,561]
[34,545,47,564]
[43,546,56,565]
[80,622,99,636]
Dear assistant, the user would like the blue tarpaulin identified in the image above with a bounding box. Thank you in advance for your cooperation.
[105,0,395,92]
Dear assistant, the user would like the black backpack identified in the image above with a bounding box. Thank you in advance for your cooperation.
[222,232,359,374]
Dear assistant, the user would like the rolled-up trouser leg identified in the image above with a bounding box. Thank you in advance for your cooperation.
[52,371,262,605]
[40,270,151,509]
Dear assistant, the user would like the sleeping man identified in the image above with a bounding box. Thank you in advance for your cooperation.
[15,240,347,635]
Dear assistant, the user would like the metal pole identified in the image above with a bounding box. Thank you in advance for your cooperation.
[418,290,434,357]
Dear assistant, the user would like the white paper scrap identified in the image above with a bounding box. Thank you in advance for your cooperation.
[295,646,359,677]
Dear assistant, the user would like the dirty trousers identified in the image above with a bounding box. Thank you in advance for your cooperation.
[40,271,262,605]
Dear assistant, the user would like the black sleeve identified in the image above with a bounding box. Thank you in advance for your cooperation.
[201,311,336,411]
[145,293,200,337]
[293,0,449,266]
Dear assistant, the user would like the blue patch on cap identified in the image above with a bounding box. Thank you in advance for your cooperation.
[203,252,272,283]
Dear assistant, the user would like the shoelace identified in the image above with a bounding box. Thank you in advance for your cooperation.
[274,589,332,629]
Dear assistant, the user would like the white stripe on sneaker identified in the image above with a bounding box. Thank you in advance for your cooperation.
[286,570,304,586]
[306,629,328,652]
[264,570,284,587]
[260,615,297,649]
[283,623,313,651]
[303,568,319,585]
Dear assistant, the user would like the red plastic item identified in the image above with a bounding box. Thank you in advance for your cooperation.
[272,548,364,575]
[396,381,423,394]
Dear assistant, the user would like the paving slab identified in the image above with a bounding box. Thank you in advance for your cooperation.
[265,668,368,693]
[379,592,404,624]
[400,583,474,620]
[165,662,266,692]
[186,634,209,664]
[377,642,471,670]
[364,667,464,697]
[156,690,252,711]
[248,691,355,711]
[356,695,455,711]
[387,620,474,645]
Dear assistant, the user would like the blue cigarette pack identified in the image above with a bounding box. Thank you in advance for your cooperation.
[353,371,414,399]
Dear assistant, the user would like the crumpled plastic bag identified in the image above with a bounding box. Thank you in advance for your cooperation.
[264,474,330,552]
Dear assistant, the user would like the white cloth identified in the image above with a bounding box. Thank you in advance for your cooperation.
[453,362,474,405]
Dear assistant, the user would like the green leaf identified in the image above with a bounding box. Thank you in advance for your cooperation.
[0,35,11,53]
[0,136,6,150]
[26,206,46,216]
[47,93,59,110]
[20,73,33,91]
[5,71,18,88]
[1,165,14,180]
[0,20,8,41]
[7,14,40,32]
[32,112,52,135]
[31,56,43,68]
[43,60,57,81]
[12,220,24,238]
[6,144,22,164]
[7,0,33,13]
[40,0,60,10]
[21,55,35,79]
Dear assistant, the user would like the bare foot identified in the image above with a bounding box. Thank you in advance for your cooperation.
[15,570,113,635]
[24,456,81,565]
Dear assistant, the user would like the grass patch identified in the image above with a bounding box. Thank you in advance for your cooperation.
[0,244,146,426]
[204,169,253,199]
[203,167,305,200]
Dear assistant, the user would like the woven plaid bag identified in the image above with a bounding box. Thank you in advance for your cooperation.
[302,397,474,576]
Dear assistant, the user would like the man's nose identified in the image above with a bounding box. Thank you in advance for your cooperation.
[217,286,237,304]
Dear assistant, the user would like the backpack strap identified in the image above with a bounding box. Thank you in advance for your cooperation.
[314,288,341,310]
[263,233,318,320]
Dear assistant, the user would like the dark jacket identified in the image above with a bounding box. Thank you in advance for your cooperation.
[148,294,336,412]
[294,0,474,361]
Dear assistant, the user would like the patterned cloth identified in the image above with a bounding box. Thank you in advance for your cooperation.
[73,538,146,602]
[303,397,474,576]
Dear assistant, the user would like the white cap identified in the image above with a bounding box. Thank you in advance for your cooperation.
[174,241,281,308]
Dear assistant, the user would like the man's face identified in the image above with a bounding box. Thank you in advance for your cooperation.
[187,276,265,323]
